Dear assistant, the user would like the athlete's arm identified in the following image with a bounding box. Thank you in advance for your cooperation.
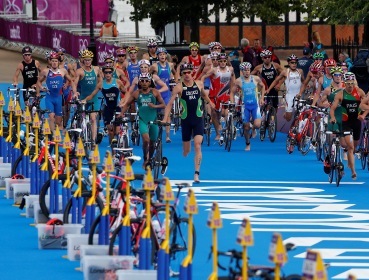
[250,65,261,75]
[12,62,23,86]
[150,64,158,75]
[72,68,83,97]
[230,78,241,103]
[197,80,214,108]
[315,86,329,107]
[267,70,286,94]
[163,84,181,121]
[153,74,168,93]
[116,79,127,93]
[120,90,137,113]
[329,91,343,123]
[255,76,266,105]
[35,60,42,75]
[36,69,47,96]
[150,88,166,109]
[200,68,214,83]
[84,79,102,102]
[298,71,313,97]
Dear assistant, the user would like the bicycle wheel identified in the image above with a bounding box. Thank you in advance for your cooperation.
[227,118,233,152]
[315,127,322,161]
[267,107,277,142]
[335,150,343,187]
[62,191,104,225]
[328,151,335,184]
[286,136,295,154]
[39,174,68,218]
[152,142,162,179]
[299,121,313,156]
[169,217,196,276]
[83,122,93,158]
[11,154,26,177]
[360,132,368,170]
[284,274,302,280]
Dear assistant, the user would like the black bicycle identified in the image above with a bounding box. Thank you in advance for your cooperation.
[148,120,170,179]
[259,96,277,142]
[214,243,301,280]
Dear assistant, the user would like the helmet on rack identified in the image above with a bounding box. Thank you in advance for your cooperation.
[138,59,150,67]
[324,58,336,68]
[49,51,60,61]
[156,47,168,55]
[312,52,324,60]
[138,73,152,80]
[22,46,32,55]
[127,46,139,53]
[189,42,200,50]
[103,54,115,62]
[217,53,228,60]
[147,38,158,47]
[80,50,94,59]
[115,48,126,56]
[239,62,252,70]
[309,61,323,73]
[260,49,272,58]
[330,66,343,75]
[343,72,356,81]
[180,63,194,72]
[287,54,298,62]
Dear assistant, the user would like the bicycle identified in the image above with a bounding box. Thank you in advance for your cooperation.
[147,120,170,179]
[286,99,314,155]
[108,182,196,276]
[259,96,277,143]
[203,101,212,147]
[358,116,369,170]
[214,243,301,280]
[314,107,329,162]
[326,130,350,187]
[110,114,130,150]
[171,89,181,133]
[219,102,238,152]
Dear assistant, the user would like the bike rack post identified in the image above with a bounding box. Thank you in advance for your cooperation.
[49,126,62,214]
[156,178,174,280]
[139,167,155,270]
[12,101,22,166]
[98,151,114,245]
[71,137,85,224]
[85,146,99,234]
[0,91,5,159]
[179,188,198,280]
[118,158,135,253]
[30,112,41,194]
[40,119,52,191]
[4,97,15,164]
[236,218,254,280]
[206,202,222,280]
[302,249,327,280]
[62,131,72,210]
[268,233,287,280]
[21,107,32,178]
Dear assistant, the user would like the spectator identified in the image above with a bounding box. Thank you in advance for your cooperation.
[253,39,263,65]
[229,50,240,78]
[267,46,281,64]
[297,47,314,78]
[309,31,328,59]
[240,38,258,70]
[338,52,353,71]
[99,20,118,38]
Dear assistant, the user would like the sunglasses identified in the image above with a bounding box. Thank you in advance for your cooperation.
[104,71,113,74]
[129,51,137,54]
[289,61,297,64]
[23,54,31,56]
[333,73,342,77]
[218,60,227,63]
[139,79,151,83]
[191,49,198,52]
[148,46,157,48]
[213,47,222,50]
[345,82,355,85]
[263,56,271,59]
[182,71,192,75]
[117,55,126,57]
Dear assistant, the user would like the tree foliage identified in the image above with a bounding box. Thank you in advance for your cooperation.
[126,0,369,40]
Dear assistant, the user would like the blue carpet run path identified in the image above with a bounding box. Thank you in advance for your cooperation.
[0,82,369,279]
